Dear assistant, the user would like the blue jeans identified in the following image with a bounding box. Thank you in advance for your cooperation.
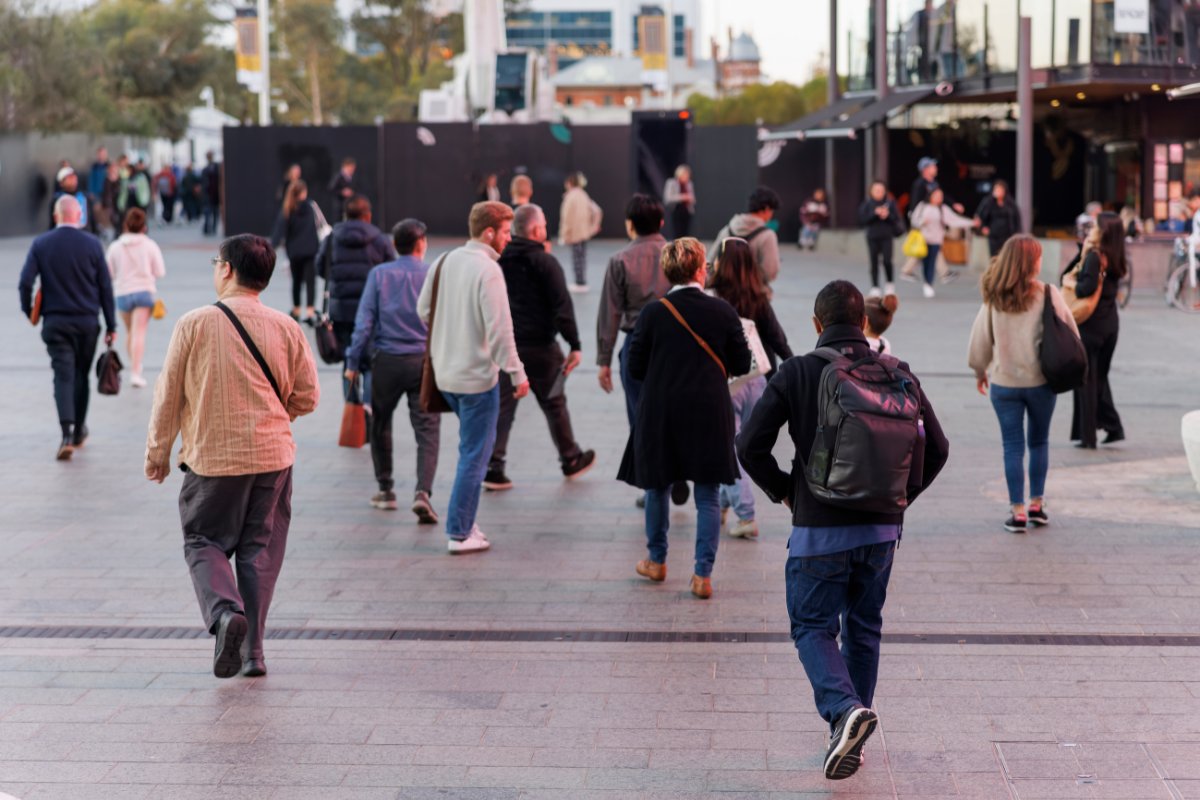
[922,243,941,285]
[990,383,1056,505]
[720,376,766,522]
[645,483,720,578]
[787,542,896,730]
[116,291,155,312]
[441,384,500,539]
[618,333,643,429]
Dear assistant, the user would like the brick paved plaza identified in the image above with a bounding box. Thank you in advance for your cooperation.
[3,228,1200,799]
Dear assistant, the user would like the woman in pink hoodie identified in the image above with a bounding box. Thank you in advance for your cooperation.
[105,208,165,387]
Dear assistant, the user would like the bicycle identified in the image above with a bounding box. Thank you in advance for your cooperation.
[1165,237,1200,313]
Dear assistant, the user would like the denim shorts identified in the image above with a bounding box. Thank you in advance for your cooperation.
[116,291,155,313]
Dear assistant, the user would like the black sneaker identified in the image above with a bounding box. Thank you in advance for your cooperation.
[56,434,74,461]
[1102,430,1125,445]
[825,705,878,780]
[1004,513,1028,533]
[213,611,248,679]
[563,450,596,481]
[72,425,89,447]
[1027,507,1048,527]
[482,469,513,491]
[671,481,690,506]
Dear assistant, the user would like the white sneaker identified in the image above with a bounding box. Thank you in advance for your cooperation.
[130,373,147,388]
[867,286,883,299]
[568,284,589,294]
[447,526,490,554]
[884,282,896,296]
[922,284,936,299]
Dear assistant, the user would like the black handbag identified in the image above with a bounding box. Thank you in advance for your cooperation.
[1038,284,1088,394]
[96,346,123,395]
[314,289,344,365]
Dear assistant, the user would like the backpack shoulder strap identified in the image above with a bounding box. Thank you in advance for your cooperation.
[808,346,847,363]
[214,301,284,408]
[744,226,769,242]
[660,297,726,378]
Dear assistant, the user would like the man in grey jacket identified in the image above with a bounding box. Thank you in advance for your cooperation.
[712,186,782,284]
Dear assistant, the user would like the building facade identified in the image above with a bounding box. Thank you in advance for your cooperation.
[830,0,1200,226]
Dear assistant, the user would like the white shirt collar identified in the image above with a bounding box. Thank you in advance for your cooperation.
[668,281,704,294]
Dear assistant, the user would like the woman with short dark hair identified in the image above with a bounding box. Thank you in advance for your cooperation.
[617,238,752,599]
[1070,211,1127,449]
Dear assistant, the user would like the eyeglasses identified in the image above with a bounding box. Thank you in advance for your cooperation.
[211,257,228,267]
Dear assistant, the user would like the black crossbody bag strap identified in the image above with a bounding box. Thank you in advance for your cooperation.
[214,301,285,408]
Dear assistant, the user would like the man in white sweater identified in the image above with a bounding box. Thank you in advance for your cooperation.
[418,201,529,553]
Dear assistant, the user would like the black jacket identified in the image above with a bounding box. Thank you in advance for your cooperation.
[317,220,395,322]
[1074,249,1122,335]
[617,287,752,489]
[708,289,793,373]
[736,324,949,528]
[271,200,321,261]
[974,196,1022,248]
[497,236,582,351]
[857,197,903,240]
[328,171,355,220]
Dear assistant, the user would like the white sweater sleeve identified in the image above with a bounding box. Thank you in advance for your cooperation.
[479,266,527,385]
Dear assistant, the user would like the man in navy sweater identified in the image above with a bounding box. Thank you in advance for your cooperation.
[19,195,117,459]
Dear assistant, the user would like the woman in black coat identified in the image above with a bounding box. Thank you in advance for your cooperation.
[270,180,322,324]
[618,238,752,599]
[974,180,1022,257]
[1071,211,1126,448]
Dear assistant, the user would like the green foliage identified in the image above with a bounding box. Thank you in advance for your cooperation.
[688,76,831,127]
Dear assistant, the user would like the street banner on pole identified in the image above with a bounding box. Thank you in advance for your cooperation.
[235,8,263,94]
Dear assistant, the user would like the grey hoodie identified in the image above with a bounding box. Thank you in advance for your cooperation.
[712,214,780,283]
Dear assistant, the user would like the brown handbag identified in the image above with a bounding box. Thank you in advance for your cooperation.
[338,379,366,448]
[1061,250,1106,325]
[419,254,452,413]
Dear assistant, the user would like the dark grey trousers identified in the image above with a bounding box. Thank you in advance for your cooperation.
[179,467,292,659]
[371,352,440,494]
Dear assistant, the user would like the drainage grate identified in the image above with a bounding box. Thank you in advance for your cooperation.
[994,741,1187,800]
[0,626,1199,646]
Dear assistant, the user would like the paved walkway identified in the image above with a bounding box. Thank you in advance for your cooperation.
[2,224,1200,798]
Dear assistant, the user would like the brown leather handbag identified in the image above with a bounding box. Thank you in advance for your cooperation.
[1061,250,1106,325]
[419,254,452,413]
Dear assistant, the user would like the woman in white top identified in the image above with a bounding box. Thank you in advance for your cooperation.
[558,172,602,293]
[663,164,696,239]
[911,188,974,297]
[968,234,1079,534]
[105,208,165,387]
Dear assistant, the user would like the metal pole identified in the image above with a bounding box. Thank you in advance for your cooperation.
[1017,16,1033,233]
[257,0,271,125]
[664,0,673,109]
[874,0,889,185]
[827,0,838,227]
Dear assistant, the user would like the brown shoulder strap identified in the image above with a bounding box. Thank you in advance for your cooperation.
[426,253,448,336]
[659,297,726,379]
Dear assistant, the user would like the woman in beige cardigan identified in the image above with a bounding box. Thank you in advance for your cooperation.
[558,172,601,293]
[968,234,1079,534]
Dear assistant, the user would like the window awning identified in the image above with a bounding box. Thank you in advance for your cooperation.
[761,87,935,141]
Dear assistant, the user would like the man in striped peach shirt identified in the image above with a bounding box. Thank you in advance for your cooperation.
[145,234,320,679]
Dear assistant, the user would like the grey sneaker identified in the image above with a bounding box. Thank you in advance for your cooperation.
[824,705,878,780]
[370,490,398,510]
[412,491,438,525]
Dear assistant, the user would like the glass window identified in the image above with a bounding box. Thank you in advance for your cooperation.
[508,10,612,52]
[1092,0,1188,65]
[838,0,876,90]
[1030,0,1094,67]
[675,15,685,57]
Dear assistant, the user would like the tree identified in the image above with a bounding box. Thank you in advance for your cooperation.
[276,0,344,125]
[688,77,831,127]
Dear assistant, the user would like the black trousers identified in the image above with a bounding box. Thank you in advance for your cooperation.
[867,237,894,287]
[179,467,292,660]
[291,256,316,308]
[41,317,99,426]
[671,204,693,239]
[371,352,440,494]
[160,192,175,223]
[1072,323,1123,446]
[489,342,582,471]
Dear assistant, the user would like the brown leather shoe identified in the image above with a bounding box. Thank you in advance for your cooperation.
[636,559,666,582]
[691,575,712,599]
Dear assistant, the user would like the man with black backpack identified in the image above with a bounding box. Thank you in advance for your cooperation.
[736,280,949,782]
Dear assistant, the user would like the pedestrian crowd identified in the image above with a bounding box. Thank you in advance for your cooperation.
[18,152,1140,784]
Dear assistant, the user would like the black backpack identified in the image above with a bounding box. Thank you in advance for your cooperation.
[804,347,925,514]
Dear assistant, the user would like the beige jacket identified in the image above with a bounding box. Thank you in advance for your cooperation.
[968,281,1079,388]
[559,187,601,245]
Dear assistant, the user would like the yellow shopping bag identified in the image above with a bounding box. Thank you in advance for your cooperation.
[151,298,167,319]
[902,229,927,258]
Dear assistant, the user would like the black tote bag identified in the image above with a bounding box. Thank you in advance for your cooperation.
[1038,285,1088,394]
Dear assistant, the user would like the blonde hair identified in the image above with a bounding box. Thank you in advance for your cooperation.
[674,164,691,181]
[981,234,1042,313]
[660,237,706,284]
[565,172,587,189]
[510,174,532,198]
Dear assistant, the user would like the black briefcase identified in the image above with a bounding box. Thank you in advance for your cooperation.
[96,346,123,395]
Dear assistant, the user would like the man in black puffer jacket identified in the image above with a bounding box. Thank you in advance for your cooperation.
[736,280,949,783]
[317,194,396,404]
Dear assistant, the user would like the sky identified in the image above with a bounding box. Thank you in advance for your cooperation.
[701,0,828,85]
